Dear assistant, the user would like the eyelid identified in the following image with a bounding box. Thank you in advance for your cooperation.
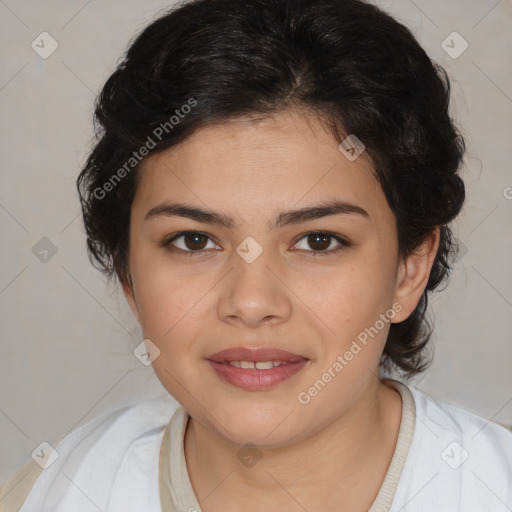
[161,230,351,256]
[291,231,351,256]
[291,230,351,246]
[161,231,221,254]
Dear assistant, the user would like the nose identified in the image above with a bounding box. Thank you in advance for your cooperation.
[216,245,293,328]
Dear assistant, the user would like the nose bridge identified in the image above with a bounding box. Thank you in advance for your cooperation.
[231,235,277,295]
[216,236,292,326]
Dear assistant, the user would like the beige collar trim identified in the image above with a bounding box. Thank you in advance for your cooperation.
[159,378,416,511]
[367,378,416,511]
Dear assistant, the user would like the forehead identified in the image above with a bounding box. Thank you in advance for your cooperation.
[133,110,390,227]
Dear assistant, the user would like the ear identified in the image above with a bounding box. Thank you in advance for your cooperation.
[391,227,440,323]
[121,276,141,324]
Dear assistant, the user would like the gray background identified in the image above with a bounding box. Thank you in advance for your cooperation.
[1,0,511,481]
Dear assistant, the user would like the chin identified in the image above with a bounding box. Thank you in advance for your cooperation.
[207,402,306,448]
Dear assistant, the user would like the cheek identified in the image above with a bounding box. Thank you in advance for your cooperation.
[132,266,209,394]
[310,260,396,352]
[129,249,210,340]
[320,262,392,314]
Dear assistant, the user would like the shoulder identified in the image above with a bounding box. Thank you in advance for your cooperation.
[392,381,512,511]
[0,393,181,512]
[407,382,512,465]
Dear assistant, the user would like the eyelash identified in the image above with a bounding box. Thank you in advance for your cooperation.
[160,230,351,257]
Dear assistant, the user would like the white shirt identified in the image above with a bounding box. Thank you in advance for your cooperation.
[1,378,511,511]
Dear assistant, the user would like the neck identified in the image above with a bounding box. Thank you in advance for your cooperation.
[184,377,402,512]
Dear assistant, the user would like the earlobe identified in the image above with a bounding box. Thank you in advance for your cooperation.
[122,277,141,324]
[391,227,440,323]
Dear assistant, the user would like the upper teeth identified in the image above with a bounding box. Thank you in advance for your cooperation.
[228,361,287,369]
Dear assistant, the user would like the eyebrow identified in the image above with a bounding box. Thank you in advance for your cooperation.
[144,200,370,230]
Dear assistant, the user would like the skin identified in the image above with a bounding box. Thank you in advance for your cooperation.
[122,109,439,511]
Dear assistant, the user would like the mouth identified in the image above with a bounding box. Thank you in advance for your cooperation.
[206,346,309,390]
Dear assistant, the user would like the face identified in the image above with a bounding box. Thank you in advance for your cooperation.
[123,109,434,447]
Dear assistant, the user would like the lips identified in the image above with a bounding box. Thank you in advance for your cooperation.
[207,346,307,364]
[206,346,309,390]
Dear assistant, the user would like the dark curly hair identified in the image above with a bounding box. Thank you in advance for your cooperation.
[77,0,466,378]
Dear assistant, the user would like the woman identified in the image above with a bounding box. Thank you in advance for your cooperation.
[1,0,511,510]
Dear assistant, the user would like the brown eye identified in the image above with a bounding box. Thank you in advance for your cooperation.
[293,231,350,256]
[163,231,218,254]
[307,233,331,251]
[182,232,209,250]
